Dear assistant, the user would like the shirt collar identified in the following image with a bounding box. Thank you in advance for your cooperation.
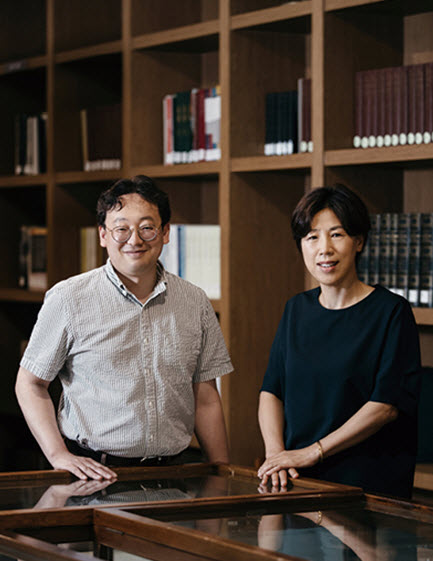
[104,258,168,303]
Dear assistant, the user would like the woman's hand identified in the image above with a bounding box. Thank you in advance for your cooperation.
[258,443,320,486]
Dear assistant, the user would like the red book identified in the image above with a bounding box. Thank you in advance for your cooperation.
[376,68,386,148]
[415,64,425,145]
[353,71,363,148]
[424,62,433,144]
[407,64,424,145]
[398,65,409,145]
[384,67,394,147]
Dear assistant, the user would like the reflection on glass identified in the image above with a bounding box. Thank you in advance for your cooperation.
[163,507,433,561]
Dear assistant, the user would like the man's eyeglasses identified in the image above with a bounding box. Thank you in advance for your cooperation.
[105,225,160,243]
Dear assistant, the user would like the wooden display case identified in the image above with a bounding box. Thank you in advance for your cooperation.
[0,465,432,561]
[0,0,433,474]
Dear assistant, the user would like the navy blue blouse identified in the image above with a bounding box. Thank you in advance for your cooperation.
[261,285,421,498]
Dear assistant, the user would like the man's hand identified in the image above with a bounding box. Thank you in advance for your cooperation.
[50,450,117,481]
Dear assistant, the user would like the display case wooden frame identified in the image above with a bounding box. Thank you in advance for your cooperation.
[1,0,433,474]
[0,465,432,561]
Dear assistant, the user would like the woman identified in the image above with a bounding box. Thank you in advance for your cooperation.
[257,184,421,498]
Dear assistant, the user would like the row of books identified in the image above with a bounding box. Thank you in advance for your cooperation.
[80,103,122,172]
[14,113,47,175]
[264,77,312,156]
[358,213,433,307]
[18,225,47,291]
[159,224,220,299]
[163,86,221,165]
[353,63,433,149]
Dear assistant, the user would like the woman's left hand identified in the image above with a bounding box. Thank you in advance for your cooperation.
[257,444,319,485]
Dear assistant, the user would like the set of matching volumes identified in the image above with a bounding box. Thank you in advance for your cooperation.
[264,77,312,156]
[80,103,122,172]
[358,213,433,307]
[18,226,48,291]
[353,63,433,148]
[159,224,221,300]
[14,113,47,175]
[80,227,104,273]
[163,86,221,165]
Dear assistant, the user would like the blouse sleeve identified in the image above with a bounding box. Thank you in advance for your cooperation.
[370,298,421,417]
[260,303,288,401]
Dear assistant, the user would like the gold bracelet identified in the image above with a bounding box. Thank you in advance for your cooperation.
[316,511,322,525]
[316,440,324,463]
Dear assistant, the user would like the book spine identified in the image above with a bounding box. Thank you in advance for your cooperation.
[18,225,29,288]
[376,68,386,148]
[288,90,298,154]
[368,214,381,285]
[265,92,275,155]
[353,71,363,148]
[389,213,399,294]
[384,67,394,147]
[408,212,421,306]
[391,66,401,146]
[396,213,411,299]
[420,213,433,307]
[399,65,409,146]
[415,64,425,145]
[305,78,312,152]
[361,70,371,149]
[368,69,379,148]
[27,226,48,291]
[424,62,433,144]
[297,78,304,152]
[379,213,391,288]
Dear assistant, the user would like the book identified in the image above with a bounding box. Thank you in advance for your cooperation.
[396,213,411,298]
[163,94,174,165]
[353,71,363,148]
[408,213,421,306]
[14,112,47,175]
[298,78,311,153]
[368,214,381,285]
[407,64,424,146]
[204,86,221,162]
[398,65,409,146]
[265,92,277,155]
[378,213,392,287]
[80,227,104,273]
[160,224,221,299]
[81,103,122,172]
[383,67,394,147]
[424,62,433,144]
[420,213,433,307]
[18,226,48,291]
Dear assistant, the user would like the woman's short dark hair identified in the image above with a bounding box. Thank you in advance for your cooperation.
[96,175,171,227]
[291,184,370,253]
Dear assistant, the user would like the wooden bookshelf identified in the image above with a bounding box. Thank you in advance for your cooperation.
[1,0,433,470]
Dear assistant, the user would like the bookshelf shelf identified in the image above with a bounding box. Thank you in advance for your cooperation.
[0,175,48,188]
[54,41,123,64]
[132,21,220,51]
[0,289,45,304]
[231,154,312,172]
[131,163,220,178]
[0,56,48,76]
[0,0,432,470]
[325,146,433,166]
[413,308,433,327]
[55,170,124,185]
[231,2,312,30]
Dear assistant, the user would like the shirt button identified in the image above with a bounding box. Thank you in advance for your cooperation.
[143,338,148,344]
[149,435,154,441]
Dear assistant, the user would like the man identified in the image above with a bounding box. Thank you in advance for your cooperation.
[16,175,233,480]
